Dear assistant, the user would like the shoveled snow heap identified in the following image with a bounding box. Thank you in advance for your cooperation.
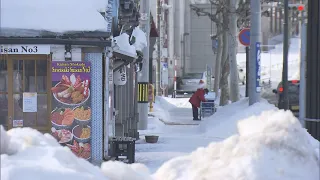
[1,109,319,180]
[200,98,278,138]
[153,110,319,180]
[0,126,151,180]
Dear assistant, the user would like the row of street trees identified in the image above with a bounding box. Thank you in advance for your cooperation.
[190,0,277,106]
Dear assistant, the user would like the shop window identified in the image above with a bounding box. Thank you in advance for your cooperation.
[0,59,8,127]
[37,60,47,93]
[24,60,36,92]
[10,58,50,130]
[13,60,23,93]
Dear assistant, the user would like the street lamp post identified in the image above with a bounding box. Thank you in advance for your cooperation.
[282,0,289,110]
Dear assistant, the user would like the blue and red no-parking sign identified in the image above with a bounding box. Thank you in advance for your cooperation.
[239,28,250,46]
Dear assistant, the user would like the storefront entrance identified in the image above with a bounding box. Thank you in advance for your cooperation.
[0,55,51,132]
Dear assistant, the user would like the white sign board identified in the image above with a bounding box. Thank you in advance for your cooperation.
[13,120,23,127]
[160,62,169,86]
[206,65,212,90]
[0,45,50,54]
[23,92,37,112]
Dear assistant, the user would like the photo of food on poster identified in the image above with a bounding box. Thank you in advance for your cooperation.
[50,62,91,161]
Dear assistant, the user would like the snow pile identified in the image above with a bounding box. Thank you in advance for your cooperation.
[153,110,320,180]
[131,26,148,51]
[0,126,152,180]
[101,161,151,180]
[1,107,319,180]
[305,130,320,161]
[157,96,191,109]
[1,0,108,33]
[148,97,176,123]
[201,98,277,138]
[113,27,147,57]
[114,33,137,56]
[149,96,192,123]
[1,127,107,179]
[0,126,10,154]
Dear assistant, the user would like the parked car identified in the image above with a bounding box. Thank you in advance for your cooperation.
[176,72,213,96]
[272,80,300,116]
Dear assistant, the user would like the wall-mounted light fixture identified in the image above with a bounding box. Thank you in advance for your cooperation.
[64,44,72,61]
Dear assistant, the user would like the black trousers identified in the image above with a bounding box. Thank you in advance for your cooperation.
[192,104,199,119]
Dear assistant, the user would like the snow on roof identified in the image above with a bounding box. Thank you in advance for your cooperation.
[131,26,148,52]
[0,0,109,34]
[113,27,147,57]
[114,33,137,58]
[189,0,210,4]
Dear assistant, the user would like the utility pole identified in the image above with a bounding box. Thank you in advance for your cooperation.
[156,0,161,96]
[245,0,249,98]
[299,9,306,127]
[249,0,261,105]
[305,0,320,141]
[137,0,150,130]
[282,0,289,110]
[182,33,189,76]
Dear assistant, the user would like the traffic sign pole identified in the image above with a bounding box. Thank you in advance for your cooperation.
[249,0,261,105]
[245,46,249,97]
[238,28,250,97]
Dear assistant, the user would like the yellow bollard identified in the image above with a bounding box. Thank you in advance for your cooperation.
[149,101,153,112]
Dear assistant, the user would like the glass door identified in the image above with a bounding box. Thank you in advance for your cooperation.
[7,55,51,132]
[0,55,8,129]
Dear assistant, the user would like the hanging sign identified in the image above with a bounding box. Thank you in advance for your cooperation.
[206,65,212,90]
[114,67,127,85]
[23,92,38,112]
[0,45,50,54]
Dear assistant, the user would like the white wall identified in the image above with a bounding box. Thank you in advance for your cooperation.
[188,4,216,73]
[51,45,82,61]
[167,1,217,88]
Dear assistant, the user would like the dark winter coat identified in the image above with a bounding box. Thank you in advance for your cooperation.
[189,88,206,108]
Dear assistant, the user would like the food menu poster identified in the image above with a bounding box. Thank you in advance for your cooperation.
[50,62,92,161]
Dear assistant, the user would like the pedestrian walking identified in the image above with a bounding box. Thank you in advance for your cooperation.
[189,88,209,120]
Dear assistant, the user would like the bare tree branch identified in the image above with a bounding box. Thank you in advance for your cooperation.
[190,1,228,38]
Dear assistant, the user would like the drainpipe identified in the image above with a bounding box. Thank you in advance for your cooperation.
[103,0,116,160]
[181,32,189,76]
[173,55,177,98]
[168,0,175,91]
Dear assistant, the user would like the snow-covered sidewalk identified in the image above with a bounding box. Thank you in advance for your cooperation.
[149,96,198,125]
[136,116,218,173]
